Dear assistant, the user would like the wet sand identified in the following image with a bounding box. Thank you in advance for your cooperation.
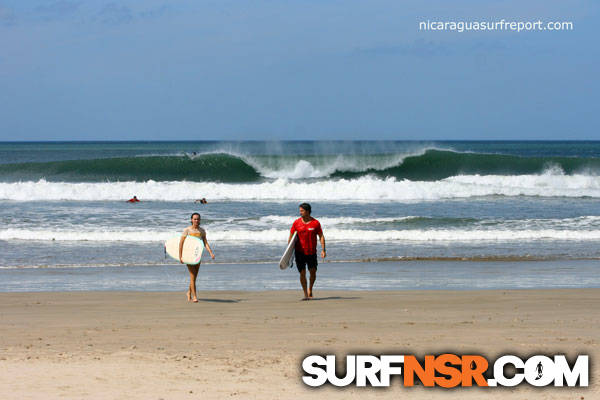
[0,289,598,399]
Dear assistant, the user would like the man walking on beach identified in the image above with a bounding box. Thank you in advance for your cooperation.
[289,203,326,300]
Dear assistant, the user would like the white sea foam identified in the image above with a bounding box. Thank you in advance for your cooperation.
[227,215,600,232]
[192,146,431,179]
[249,153,418,179]
[247,215,417,226]
[3,228,600,243]
[1,171,600,201]
[228,215,600,226]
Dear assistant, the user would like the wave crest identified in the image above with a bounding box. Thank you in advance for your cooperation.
[0,149,599,183]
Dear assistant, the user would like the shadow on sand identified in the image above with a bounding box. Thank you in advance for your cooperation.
[198,298,244,303]
[306,296,360,301]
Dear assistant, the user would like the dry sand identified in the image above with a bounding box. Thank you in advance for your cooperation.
[0,289,598,399]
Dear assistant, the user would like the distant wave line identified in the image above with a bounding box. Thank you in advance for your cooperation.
[1,148,599,182]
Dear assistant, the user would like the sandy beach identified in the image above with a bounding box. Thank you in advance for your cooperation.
[1,289,597,399]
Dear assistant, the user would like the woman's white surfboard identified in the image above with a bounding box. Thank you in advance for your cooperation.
[165,235,204,265]
[279,232,298,270]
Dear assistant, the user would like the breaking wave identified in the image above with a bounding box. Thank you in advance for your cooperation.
[1,149,599,182]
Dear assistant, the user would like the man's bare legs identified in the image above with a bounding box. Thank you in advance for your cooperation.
[299,267,317,300]
[308,267,316,298]
[299,269,309,300]
[187,264,200,302]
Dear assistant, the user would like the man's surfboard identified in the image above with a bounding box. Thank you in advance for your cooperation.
[279,232,297,270]
[165,235,204,265]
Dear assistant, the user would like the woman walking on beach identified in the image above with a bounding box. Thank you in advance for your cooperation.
[179,213,215,302]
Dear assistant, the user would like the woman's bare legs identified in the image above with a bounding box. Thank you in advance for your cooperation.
[187,264,200,302]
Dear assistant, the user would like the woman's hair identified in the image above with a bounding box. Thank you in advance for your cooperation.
[299,203,311,214]
[191,212,201,220]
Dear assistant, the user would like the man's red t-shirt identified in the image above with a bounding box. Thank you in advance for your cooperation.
[291,217,323,255]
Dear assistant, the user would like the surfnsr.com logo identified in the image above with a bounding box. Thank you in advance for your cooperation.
[302,354,589,388]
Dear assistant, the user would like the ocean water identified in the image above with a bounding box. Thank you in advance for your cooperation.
[1,141,600,291]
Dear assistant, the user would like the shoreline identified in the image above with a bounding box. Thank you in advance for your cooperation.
[1,289,598,399]
[2,259,599,293]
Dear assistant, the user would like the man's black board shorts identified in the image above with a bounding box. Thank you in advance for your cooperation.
[295,250,318,272]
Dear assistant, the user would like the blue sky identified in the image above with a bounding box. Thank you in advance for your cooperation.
[0,0,598,140]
